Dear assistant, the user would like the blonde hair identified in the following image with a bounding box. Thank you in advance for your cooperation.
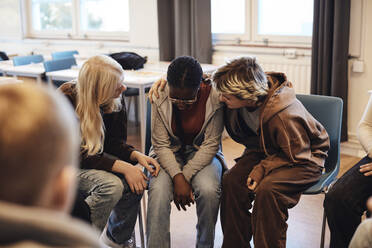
[0,83,79,206]
[76,55,124,155]
[213,56,268,101]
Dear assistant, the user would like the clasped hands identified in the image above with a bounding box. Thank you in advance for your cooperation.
[173,173,195,211]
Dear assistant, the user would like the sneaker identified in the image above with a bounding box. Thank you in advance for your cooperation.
[99,226,137,248]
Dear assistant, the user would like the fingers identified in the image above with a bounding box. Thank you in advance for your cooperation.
[189,191,195,204]
[247,177,257,191]
[174,199,181,211]
[142,162,154,175]
[133,183,141,195]
[129,183,135,194]
[364,171,372,176]
[174,195,193,211]
[141,172,149,181]
[367,197,372,212]
[246,177,251,187]
[159,78,167,90]
[249,181,257,191]
[179,199,187,211]
[360,163,372,176]
[148,90,154,103]
[150,158,161,176]
[141,177,148,189]
[153,79,161,97]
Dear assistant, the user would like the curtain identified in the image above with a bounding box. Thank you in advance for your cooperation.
[311,0,351,141]
[157,0,212,63]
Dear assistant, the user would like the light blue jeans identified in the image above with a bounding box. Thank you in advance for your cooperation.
[78,169,142,244]
[146,151,222,248]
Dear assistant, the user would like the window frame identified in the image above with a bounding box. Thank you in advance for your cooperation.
[211,0,251,43]
[23,0,130,41]
[212,0,313,46]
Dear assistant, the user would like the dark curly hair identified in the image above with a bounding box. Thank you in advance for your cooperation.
[167,56,203,90]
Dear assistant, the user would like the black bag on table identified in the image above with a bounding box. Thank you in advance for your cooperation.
[109,52,147,70]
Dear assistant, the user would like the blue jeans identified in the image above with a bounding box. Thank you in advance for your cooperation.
[146,153,222,248]
[78,169,142,244]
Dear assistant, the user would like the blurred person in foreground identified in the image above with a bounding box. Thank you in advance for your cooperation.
[0,83,101,247]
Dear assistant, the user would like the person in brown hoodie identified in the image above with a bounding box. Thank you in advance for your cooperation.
[213,57,330,248]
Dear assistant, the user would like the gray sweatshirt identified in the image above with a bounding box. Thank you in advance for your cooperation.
[149,85,225,182]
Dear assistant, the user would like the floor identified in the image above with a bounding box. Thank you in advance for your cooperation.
[126,117,361,248]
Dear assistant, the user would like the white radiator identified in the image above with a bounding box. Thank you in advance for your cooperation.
[213,51,312,95]
[260,60,311,94]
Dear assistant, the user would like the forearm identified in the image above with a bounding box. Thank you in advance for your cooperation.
[111,159,133,175]
[154,147,182,178]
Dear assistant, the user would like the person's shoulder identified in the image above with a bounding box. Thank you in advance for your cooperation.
[209,86,223,108]
[57,81,77,107]
[152,84,169,106]
[58,81,76,96]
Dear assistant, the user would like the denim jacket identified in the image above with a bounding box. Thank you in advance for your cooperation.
[149,85,225,182]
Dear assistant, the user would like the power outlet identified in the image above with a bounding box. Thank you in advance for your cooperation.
[352,60,364,73]
[284,49,297,59]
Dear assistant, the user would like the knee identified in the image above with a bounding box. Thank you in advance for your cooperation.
[324,186,343,209]
[255,180,275,199]
[196,183,221,201]
[222,170,237,190]
[148,178,172,202]
[98,175,124,203]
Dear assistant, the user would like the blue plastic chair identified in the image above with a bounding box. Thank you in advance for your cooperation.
[51,50,79,60]
[13,55,44,66]
[43,57,77,87]
[297,94,343,248]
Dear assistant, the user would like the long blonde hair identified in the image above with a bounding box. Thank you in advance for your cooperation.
[76,55,124,155]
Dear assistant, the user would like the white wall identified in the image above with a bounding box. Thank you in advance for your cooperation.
[0,0,159,60]
[347,0,371,146]
[0,0,22,39]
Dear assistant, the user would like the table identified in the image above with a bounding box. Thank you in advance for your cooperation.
[2,63,45,84]
[0,60,13,74]
[0,76,23,85]
[46,67,80,85]
[46,63,219,152]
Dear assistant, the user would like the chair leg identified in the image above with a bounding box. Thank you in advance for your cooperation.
[320,208,327,248]
[135,96,139,126]
[126,96,133,114]
[138,206,145,248]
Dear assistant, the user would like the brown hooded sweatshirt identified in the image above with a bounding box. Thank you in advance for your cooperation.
[224,72,330,184]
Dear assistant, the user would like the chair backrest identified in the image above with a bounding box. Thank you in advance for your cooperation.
[13,55,44,66]
[145,99,152,155]
[51,50,79,60]
[43,57,77,72]
[296,94,343,193]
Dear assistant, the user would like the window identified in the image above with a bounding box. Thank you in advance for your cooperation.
[211,0,314,45]
[25,0,130,40]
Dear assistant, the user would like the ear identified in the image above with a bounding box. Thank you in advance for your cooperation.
[50,166,77,213]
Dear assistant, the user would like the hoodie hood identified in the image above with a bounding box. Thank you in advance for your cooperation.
[260,72,296,124]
